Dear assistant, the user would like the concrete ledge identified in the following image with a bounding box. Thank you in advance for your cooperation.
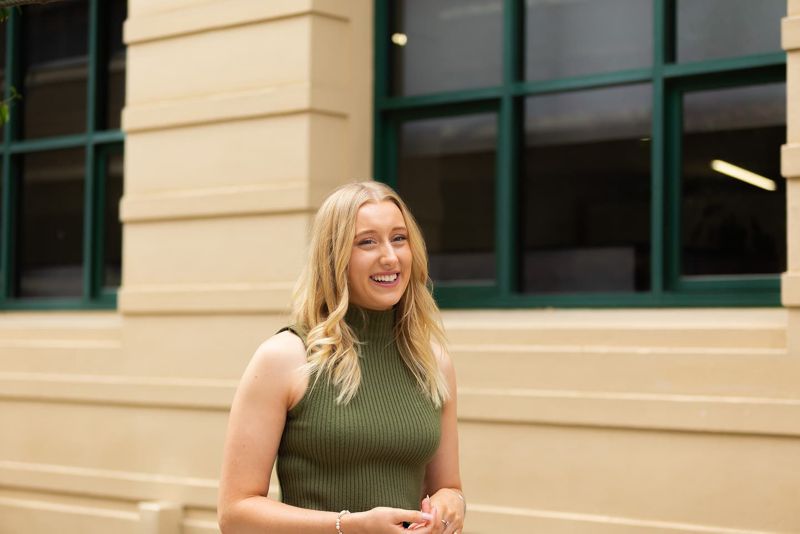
[3,373,800,437]
[0,372,236,410]
[0,461,222,509]
[124,0,349,45]
[782,272,800,306]
[0,496,139,534]
[468,503,772,534]
[459,388,800,437]
[120,182,310,223]
[117,282,294,315]
[783,15,800,51]
[122,84,349,133]
[782,143,800,177]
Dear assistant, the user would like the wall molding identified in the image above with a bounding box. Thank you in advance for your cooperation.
[117,282,293,315]
[125,1,350,45]
[122,83,349,133]
[782,143,800,178]
[120,182,311,223]
[459,388,800,437]
[0,460,225,509]
[782,15,800,51]
[468,503,771,534]
[783,273,800,307]
[0,372,236,410]
[3,373,800,436]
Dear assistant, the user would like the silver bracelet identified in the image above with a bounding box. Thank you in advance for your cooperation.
[336,510,350,534]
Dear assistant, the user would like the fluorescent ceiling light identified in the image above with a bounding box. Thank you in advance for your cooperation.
[710,159,777,192]
[391,33,408,46]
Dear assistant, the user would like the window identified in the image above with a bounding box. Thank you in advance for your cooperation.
[374,0,786,307]
[0,0,125,309]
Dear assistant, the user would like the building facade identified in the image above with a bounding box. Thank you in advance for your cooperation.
[0,1,798,533]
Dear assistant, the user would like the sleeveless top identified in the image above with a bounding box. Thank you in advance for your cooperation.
[276,306,442,513]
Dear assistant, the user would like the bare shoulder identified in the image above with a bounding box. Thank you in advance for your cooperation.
[253,330,306,370]
[238,330,307,404]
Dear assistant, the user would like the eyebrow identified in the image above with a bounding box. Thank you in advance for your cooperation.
[354,226,408,238]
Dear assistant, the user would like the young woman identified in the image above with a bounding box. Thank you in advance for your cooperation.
[217,182,465,533]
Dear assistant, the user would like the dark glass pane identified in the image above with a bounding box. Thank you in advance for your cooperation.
[21,0,88,139]
[390,0,502,96]
[18,148,84,298]
[104,0,126,130]
[103,149,122,288]
[681,83,786,277]
[397,113,497,283]
[677,0,785,63]
[525,0,652,82]
[522,84,652,294]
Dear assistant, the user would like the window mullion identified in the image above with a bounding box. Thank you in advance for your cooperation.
[651,0,674,299]
[496,0,522,297]
[1,11,20,303]
[372,0,390,185]
[83,0,100,301]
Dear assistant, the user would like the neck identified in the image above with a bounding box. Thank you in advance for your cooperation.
[345,304,396,347]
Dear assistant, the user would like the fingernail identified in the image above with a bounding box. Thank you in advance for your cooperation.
[421,512,433,521]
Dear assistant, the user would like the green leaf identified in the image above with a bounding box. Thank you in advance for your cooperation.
[0,104,8,125]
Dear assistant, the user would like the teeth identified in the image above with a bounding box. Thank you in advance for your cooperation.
[371,273,398,283]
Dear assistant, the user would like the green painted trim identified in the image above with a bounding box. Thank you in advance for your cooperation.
[379,69,657,111]
[0,11,18,299]
[8,134,88,153]
[664,52,786,78]
[91,129,125,144]
[82,142,95,301]
[512,68,653,96]
[496,97,517,295]
[0,297,117,311]
[650,0,668,295]
[83,0,99,301]
[675,276,780,293]
[372,0,389,182]
[379,86,503,111]
[434,290,780,309]
[503,0,523,85]
[495,0,522,296]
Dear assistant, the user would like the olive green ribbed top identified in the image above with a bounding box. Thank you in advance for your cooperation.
[276,306,441,513]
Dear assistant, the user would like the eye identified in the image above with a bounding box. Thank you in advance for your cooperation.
[358,238,376,246]
[392,234,408,242]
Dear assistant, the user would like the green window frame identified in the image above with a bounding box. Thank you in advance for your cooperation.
[373,0,787,308]
[0,0,124,311]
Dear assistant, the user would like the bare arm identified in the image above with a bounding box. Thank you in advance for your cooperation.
[419,344,465,534]
[217,331,436,534]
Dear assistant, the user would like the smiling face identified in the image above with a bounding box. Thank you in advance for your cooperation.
[347,200,413,311]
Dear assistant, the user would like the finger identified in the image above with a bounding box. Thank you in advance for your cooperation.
[395,509,434,525]
[431,506,445,534]
[420,495,432,514]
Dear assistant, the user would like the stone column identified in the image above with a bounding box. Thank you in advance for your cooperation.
[783,0,800,355]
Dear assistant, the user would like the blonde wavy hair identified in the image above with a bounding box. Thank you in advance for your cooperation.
[290,181,449,407]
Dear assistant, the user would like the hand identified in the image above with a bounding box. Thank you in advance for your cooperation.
[418,490,464,534]
[347,506,435,533]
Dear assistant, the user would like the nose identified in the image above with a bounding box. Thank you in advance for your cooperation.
[379,241,398,268]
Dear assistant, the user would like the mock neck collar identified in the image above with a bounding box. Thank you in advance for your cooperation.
[345,304,396,347]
